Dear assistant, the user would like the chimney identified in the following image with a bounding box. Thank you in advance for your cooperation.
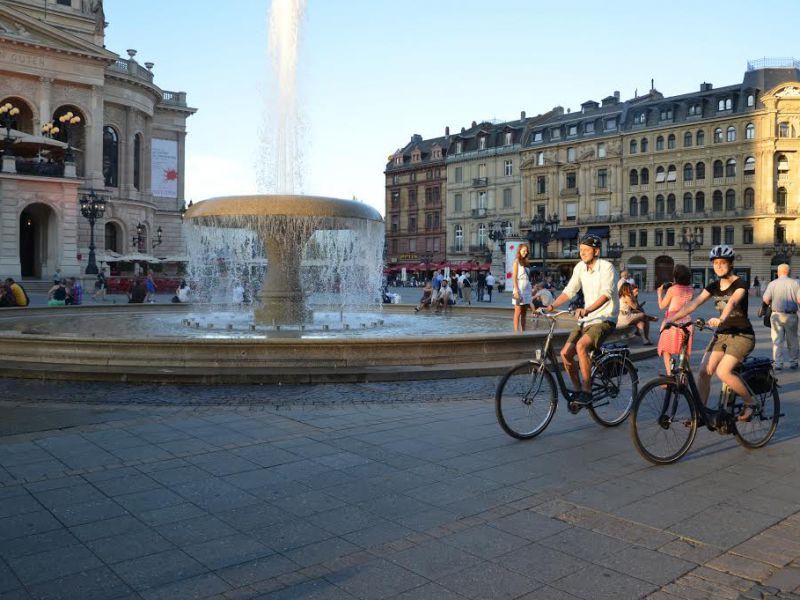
[520,110,526,119]
[553,106,564,116]
[471,120,477,127]
[700,82,713,91]
[445,126,450,136]
[461,127,466,133]
[614,90,620,100]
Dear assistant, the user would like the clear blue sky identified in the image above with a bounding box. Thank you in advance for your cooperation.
[104,0,800,216]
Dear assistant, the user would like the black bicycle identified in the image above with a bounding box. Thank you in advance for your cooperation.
[495,311,638,439]
[630,319,781,464]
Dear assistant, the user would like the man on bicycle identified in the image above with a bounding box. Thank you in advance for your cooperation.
[669,244,756,421]
[547,234,618,405]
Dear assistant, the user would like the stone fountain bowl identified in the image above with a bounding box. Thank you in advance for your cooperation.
[185,194,383,222]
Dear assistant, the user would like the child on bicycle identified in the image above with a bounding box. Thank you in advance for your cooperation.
[547,234,618,404]
[668,245,756,421]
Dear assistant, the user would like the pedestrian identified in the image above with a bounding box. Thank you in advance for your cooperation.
[47,279,68,306]
[414,280,434,312]
[485,272,496,302]
[753,276,761,297]
[145,273,157,303]
[477,271,486,303]
[128,278,147,303]
[92,272,106,301]
[461,271,473,305]
[52,268,62,285]
[762,263,800,370]
[66,277,83,305]
[456,271,464,300]
[656,264,694,375]
[512,244,533,333]
[449,272,459,302]
[432,269,443,292]
[5,278,29,307]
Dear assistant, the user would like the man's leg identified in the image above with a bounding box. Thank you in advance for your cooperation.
[575,334,595,393]
[560,342,581,390]
[787,313,799,367]
[770,312,784,367]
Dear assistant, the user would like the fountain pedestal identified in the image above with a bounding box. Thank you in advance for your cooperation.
[254,235,311,324]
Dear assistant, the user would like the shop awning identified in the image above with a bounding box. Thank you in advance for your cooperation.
[585,226,610,238]
[556,227,579,240]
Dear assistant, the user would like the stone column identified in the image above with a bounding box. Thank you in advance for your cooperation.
[122,106,134,194]
[144,117,153,196]
[0,179,21,278]
[59,182,82,276]
[84,85,104,188]
[38,77,53,131]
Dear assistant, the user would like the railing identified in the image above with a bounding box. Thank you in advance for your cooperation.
[11,159,66,178]
[108,59,155,83]
[471,208,487,217]
[449,246,465,253]
[472,177,488,187]
[560,187,579,197]
[747,57,800,70]
[468,244,488,252]
[744,173,755,183]
[160,90,188,107]
[578,214,614,224]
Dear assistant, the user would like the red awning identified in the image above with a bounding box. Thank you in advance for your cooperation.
[477,262,491,271]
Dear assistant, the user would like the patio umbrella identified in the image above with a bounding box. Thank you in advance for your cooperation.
[115,253,161,263]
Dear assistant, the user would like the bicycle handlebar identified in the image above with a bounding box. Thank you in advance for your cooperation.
[664,318,708,331]
[533,308,573,318]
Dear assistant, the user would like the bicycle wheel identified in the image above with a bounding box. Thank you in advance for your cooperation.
[630,378,697,465]
[588,356,638,427]
[734,387,780,449]
[495,360,558,440]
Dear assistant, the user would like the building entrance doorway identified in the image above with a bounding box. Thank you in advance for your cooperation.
[19,203,56,279]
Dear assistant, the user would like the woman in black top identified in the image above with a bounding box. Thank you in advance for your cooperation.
[669,245,756,421]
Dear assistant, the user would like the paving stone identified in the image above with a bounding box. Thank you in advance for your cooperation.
[91,472,161,497]
[0,510,65,543]
[147,464,211,486]
[440,523,529,559]
[516,586,582,599]
[8,544,104,586]
[173,478,261,513]
[706,551,778,581]
[498,541,591,584]
[732,531,800,567]
[0,528,80,560]
[595,545,696,586]
[0,493,44,519]
[25,565,133,600]
[115,486,185,513]
[186,452,261,477]
[86,528,174,564]
[284,537,361,569]
[342,522,413,548]
[687,565,756,592]
[437,561,541,599]
[392,582,465,599]
[658,538,723,564]
[155,514,238,546]
[270,490,347,518]
[551,563,657,600]
[392,507,459,532]
[258,577,354,599]
[0,558,22,593]
[669,504,781,549]
[49,497,129,527]
[489,509,571,541]
[324,557,426,599]
[308,505,387,536]
[137,502,208,527]
[538,526,630,562]
[110,548,207,591]
[183,533,274,570]
[388,539,482,580]
[70,514,151,542]
[216,502,293,532]
[140,571,232,600]
[216,554,299,588]
[763,566,800,593]
[252,518,334,552]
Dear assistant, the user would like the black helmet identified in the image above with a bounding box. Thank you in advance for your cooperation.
[580,234,602,249]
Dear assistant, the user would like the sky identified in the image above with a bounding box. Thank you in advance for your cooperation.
[104,0,800,217]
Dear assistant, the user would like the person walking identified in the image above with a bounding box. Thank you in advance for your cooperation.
[485,272,496,302]
[461,271,473,305]
[477,271,486,303]
[753,276,761,297]
[67,277,83,305]
[512,244,533,332]
[762,263,800,370]
[656,264,694,375]
[92,272,106,301]
[145,273,157,303]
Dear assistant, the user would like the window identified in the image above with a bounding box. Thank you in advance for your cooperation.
[656,135,664,151]
[566,172,576,189]
[640,196,649,215]
[408,216,416,233]
[456,141,463,154]
[713,160,724,178]
[391,191,399,209]
[391,239,398,253]
[568,124,578,137]
[504,160,513,176]
[478,137,486,150]
[640,167,649,184]
[565,202,577,221]
[641,137,649,152]
[779,122,791,138]
[726,126,736,142]
[629,139,637,154]
[718,98,732,111]
[696,130,705,146]
[597,169,608,188]
[747,94,755,107]
[605,118,617,131]
[104,223,118,252]
[777,187,787,209]
[745,123,755,140]
[726,159,736,178]
[683,131,692,147]
[391,217,398,233]
[683,192,693,213]
[454,193,462,212]
[655,229,664,246]
[660,108,673,121]
[744,188,755,209]
[713,128,723,143]
[696,161,706,180]
[688,103,701,116]
[667,165,677,182]
[133,133,142,191]
[743,226,753,244]
[408,189,417,208]
[629,197,638,217]
[629,169,639,186]
[102,126,118,187]
[533,131,543,143]
[536,152,544,166]
[536,176,546,194]
[744,156,755,174]
[391,174,399,184]
[629,230,637,247]
[597,142,606,158]
[57,0,71,4]
[409,238,417,253]
[725,189,736,210]
[667,194,676,214]
[724,226,734,245]
[683,163,693,181]
[551,128,561,139]
[504,221,513,236]
[635,112,646,124]
[667,134,676,149]
[504,132,512,145]
[455,225,463,250]
[585,122,595,133]
[655,166,666,183]
[503,188,512,208]
[666,229,675,246]
[639,230,648,246]
[777,224,786,243]
[777,154,789,171]
[478,223,487,247]
[655,194,664,214]
[567,147,575,162]
[426,170,432,180]
[454,167,463,183]
[712,226,722,245]
[410,172,416,182]
[478,191,487,209]
[596,199,609,216]
[695,191,705,212]
[713,190,723,211]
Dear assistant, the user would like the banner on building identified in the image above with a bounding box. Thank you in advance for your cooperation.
[151,138,178,198]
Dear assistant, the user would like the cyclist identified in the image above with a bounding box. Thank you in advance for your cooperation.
[547,234,618,405]
[668,244,756,421]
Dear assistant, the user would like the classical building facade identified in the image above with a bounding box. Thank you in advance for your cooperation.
[0,0,195,280]
[384,133,447,272]
[520,61,800,288]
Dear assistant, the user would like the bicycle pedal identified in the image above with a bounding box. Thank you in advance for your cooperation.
[567,401,581,414]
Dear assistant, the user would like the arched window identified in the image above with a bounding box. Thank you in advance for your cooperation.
[725,189,736,210]
[53,105,86,177]
[641,137,649,152]
[683,131,692,147]
[713,190,723,211]
[640,167,649,184]
[667,194,676,214]
[745,123,755,140]
[640,196,649,215]
[696,161,706,180]
[726,158,736,178]
[104,222,119,253]
[713,160,724,178]
[655,194,665,214]
[656,135,664,151]
[777,154,789,172]
[667,134,676,149]
[696,130,705,146]
[536,152,544,166]
[726,126,736,142]
[455,225,463,250]
[667,165,677,182]
[629,197,639,217]
[683,192,693,213]
[777,187,787,209]
[744,156,755,174]
[629,169,639,186]
[725,98,732,110]
[747,94,755,107]
[713,128,723,143]
[655,166,665,183]
[478,223,487,247]
[0,96,34,132]
[629,139,637,154]
[102,126,119,188]
[133,133,142,191]
[695,191,705,212]
[744,188,755,209]
[683,163,693,181]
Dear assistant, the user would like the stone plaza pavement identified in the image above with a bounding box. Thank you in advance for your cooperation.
[0,327,799,598]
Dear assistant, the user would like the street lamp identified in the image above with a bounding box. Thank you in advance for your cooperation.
[774,238,796,259]
[488,222,506,253]
[0,102,20,161]
[152,227,163,249]
[79,190,107,275]
[57,110,81,163]
[679,228,703,269]
[527,213,560,278]
[132,222,145,250]
[607,241,624,268]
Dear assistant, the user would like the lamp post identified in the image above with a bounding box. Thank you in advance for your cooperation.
[488,222,506,253]
[132,222,145,251]
[57,111,81,163]
[79,190,107,275]
[152,227,163,249]
[679,227,703,269]
[774,239,796,260]
[607,241,624,269]
[0,102,20,163]
[527,213,560,279]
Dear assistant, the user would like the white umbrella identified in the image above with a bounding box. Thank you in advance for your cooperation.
[115,253,161,263]
[14,132,69,149]
[157,255,189,262]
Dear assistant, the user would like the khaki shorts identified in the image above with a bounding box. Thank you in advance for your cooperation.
[709,333,756,361]
[565,321,615,352]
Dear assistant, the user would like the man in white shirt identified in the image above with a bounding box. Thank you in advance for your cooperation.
[532,283,553,308]
[485,273,496,302]
[547,234,618,405]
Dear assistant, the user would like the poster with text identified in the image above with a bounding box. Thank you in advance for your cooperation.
[151,138,178,198]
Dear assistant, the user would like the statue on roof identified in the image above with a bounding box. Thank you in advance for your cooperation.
[91,0,105,35]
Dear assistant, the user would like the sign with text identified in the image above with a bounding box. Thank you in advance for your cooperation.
[151,138,178,198]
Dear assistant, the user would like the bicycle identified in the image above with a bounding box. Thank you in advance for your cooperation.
[495,310,638,439]
[630,319,781,465]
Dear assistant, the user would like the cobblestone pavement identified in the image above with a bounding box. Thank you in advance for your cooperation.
[1,309,799,598]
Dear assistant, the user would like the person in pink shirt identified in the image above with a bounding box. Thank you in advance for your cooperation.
[657,264,695,375]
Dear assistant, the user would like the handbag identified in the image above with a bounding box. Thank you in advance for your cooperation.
[758,301,771,327]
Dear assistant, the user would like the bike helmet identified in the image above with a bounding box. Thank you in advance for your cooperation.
[579,234,602,249]
[709,244,735,262]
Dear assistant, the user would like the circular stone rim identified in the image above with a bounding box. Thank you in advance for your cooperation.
[185,194,383,223]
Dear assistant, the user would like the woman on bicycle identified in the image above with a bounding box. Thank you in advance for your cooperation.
[669,245,756,421]
[512,243,533,332]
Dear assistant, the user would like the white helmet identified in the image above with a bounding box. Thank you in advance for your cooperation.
[709,244,735,262]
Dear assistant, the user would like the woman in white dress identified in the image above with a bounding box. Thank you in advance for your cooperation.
[512,243,533,332]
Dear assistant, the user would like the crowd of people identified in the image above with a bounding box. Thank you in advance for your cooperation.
[413,268,500,313]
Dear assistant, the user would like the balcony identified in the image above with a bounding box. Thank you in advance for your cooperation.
[468,244,488,252]
[108,59,155,83]
[560,187,579,197]
[160,90,188,107]
[471,208,488,218]
[7,158,66,178]
[472,177,488,187]
[744,173,755,183]
[449,245,466,254]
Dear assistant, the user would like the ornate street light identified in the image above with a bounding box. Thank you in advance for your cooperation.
[152,226,163,249]
[57,110,81,163]
[527,213,560,277]
[132,222,145,250]
[679,227,703,269]
[0,102,20,161]
[488,221,506,253]
[79,190,107,275]
[774,238,796,259]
